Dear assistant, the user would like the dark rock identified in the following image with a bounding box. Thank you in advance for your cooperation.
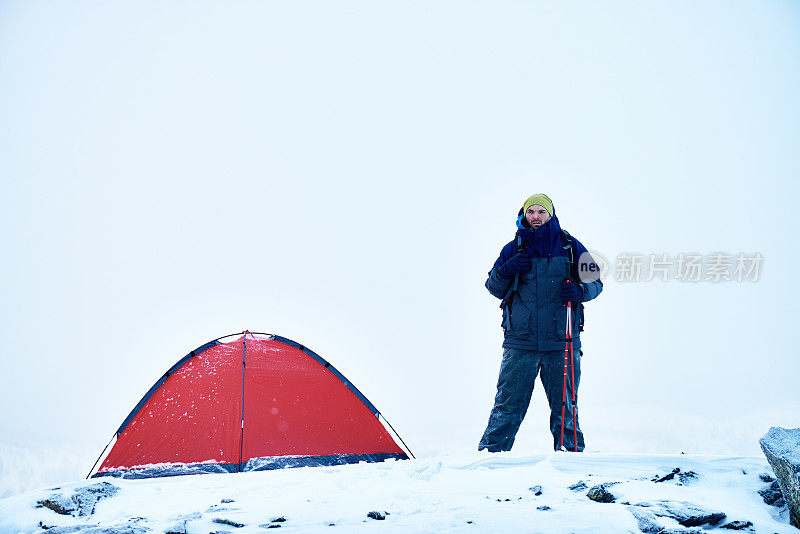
[759,481,785,506]
[212,518,244,528]
[675,511,726,527]
[529,484,543,496]
[652,468,696,484]
[271,517,287,523]
[367,511,386,520]
[37,495,77,516]
[568,480,587,491]
[536,505,551,511]
[720,520,754,530]
[266,526,281,530]
[759,473,775,483]
[653,468,681,483]
[221,498,235,504]
[586,483,617,503]
[38,522,54,530]
[47,527,147,534]
[760,426,800,528]
[639,500,725,527]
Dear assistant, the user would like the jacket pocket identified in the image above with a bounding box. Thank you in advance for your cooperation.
[508,301,531,337]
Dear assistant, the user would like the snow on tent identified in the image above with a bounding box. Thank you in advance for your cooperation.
[89,332,412,479]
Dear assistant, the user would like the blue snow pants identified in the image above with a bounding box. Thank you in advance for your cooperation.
[478,348,585,452]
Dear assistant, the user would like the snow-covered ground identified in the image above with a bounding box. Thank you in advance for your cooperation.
[0,451,793,533]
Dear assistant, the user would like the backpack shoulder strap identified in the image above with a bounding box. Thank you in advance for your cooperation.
[560,229,574,263]
[560,229,578,281]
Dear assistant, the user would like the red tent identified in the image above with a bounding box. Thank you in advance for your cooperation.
[89,332,411,479]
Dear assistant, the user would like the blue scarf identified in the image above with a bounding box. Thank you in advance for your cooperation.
[515,214,565,258]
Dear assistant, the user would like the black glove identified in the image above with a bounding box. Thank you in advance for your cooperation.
[561,281,584,303]
[498,253,531,279]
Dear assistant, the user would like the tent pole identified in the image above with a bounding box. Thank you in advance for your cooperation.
[86,434,115,479]
[380,415,415,460]
[238,331,247,473]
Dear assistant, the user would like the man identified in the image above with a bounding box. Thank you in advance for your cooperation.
[478,193,603,453]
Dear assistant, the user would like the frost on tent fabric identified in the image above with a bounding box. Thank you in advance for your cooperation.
[88,332,412,479]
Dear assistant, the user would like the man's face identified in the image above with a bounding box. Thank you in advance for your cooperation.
[525,204,551,228]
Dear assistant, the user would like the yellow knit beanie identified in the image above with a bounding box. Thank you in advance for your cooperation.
[522,194,554,216]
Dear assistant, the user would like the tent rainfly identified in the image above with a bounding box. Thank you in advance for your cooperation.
[89,332,412,479]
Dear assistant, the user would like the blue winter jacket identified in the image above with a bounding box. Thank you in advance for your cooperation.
[486,213,603,351]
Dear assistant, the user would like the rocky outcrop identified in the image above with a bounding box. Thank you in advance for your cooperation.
[36,482,119,518]
[759,426,800,528]
[651,468,698,485]
[211,518,244,528]
[720,521,754,530]
[628,500,725,530]
[586,483,618,503]
[568,480,587,491]
[628,507,663,533]
[759,480,785,507]
[45,524,147,534]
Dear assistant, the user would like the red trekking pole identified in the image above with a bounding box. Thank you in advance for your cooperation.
[560,289,578,452]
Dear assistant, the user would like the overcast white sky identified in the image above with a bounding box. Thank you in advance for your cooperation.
[1,1,799,471]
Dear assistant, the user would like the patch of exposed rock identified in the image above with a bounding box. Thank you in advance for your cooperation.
[586,483,618,503]
[568,480,587,492]
[760,426,800,528]
[628,500,725,531]
[36,482,119,518]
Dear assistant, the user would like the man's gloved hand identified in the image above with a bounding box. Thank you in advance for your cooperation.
[561,281,584,303]
[497,253,532,279]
